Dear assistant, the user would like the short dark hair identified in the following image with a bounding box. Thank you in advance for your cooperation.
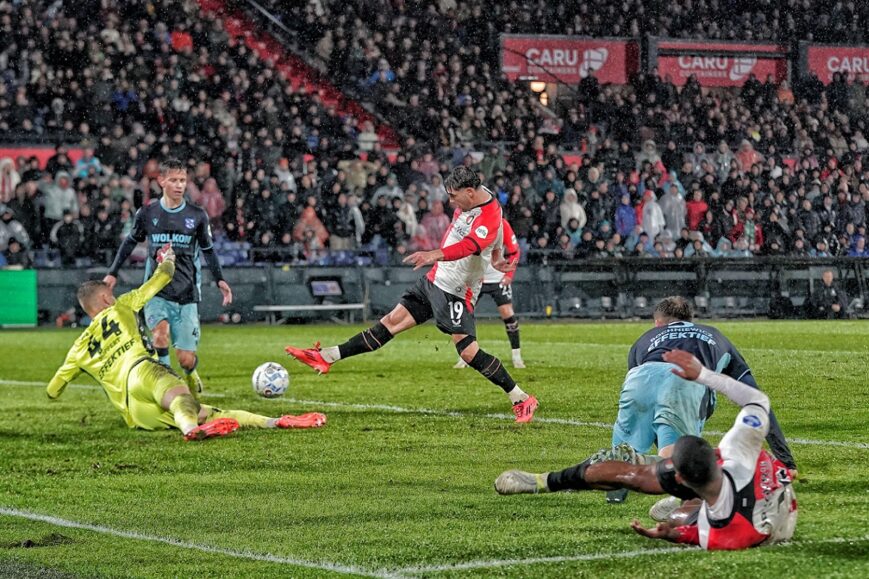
[672,435,717,487]
[654,296,693,321]
[159,158,187,175]
[77,280,109,309]
[444,166,481,191]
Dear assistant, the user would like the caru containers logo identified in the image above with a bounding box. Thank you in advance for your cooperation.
[501,35,639,84]
[804,43,869,84]
[652,39,789,87]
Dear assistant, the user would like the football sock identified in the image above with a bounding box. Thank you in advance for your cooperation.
[156,347,170,366]
[468,349,518,393]
[546,459,592,492]
[507,385,528,405]
[503,316,520,349]
[182,355,198,375]
[204,406,271,429]
[169,394,200,434]
[336,322,394,360]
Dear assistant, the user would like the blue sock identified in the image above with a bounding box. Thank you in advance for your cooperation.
[156,348,170,366]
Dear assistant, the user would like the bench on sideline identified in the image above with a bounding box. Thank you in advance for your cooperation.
[253,303,366,325]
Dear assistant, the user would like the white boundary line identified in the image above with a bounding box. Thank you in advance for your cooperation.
[0,379,226,398]
[1,506,865,578]
[392,535,869,576]
[0,507,389,578]
[280,398,869,450]
[2,380,865,449]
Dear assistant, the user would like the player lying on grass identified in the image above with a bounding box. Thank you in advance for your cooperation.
[48,244,326,441]
[286,166,538,423]
[495,349,798,551]
[605,295,797,506]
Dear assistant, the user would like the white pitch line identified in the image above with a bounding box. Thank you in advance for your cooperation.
[0,379,226,398]
[392,535,869,576]
[282,398,869,450]
[0,507,389,578]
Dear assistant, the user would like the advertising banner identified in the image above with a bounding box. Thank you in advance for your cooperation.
[501,35,638,84]
[652,40,789,87]
[805,44,869,84]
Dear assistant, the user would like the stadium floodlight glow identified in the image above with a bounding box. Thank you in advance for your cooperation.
[529,81,547,93]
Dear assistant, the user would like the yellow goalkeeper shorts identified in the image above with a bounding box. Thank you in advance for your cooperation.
[127,359,187,430]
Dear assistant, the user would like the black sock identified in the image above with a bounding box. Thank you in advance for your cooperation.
[338,322,394,359]
[547,460,592,492]
[468,349,517,393]
[503,316,520,349]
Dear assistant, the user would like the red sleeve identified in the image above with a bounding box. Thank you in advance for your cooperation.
[674,524,700,545]
[502,218,520,280]
[441,201,502,261]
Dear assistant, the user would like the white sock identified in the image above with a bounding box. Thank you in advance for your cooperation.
[174,414,198,435]
[320,346,341,363]
[512,348,522,359]
[508,385,527,405]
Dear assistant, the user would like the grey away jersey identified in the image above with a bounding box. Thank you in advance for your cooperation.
[129,199,215,304]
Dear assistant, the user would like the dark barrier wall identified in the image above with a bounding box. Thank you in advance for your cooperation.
[36,258,868,324]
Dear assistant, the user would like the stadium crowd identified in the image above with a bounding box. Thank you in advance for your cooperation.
[1,0,868,269]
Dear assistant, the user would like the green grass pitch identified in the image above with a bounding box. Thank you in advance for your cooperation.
[0,320,867,578]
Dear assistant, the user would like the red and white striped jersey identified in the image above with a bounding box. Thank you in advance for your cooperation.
[675,408,798,550]
[483,218,519,284]
[427,192,503,304]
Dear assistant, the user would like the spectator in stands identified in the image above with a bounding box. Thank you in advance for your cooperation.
[659,184,686,239]
[806,269,849,319]
[327,193,361,250]
[559,189,586,230]
[40,171,78,229]
[641,191,665,242]
[685,190,708,231]
[293,206,329,250]
[193,178,226,233]
[849,236,869,257]
[50,210,84,267]
[0,205,31,252]
[0,158,21,204]
[3,237,32,268]
[74,147,102,179]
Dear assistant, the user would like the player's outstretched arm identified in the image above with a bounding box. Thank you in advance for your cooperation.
[47,351,82,399]
[631,519,699,545]
[117,244,176,311]
[664,350,770,411]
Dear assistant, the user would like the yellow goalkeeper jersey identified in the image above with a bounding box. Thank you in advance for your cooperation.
[47,261,176,426]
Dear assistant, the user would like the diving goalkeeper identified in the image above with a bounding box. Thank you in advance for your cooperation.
[48,244,326,440]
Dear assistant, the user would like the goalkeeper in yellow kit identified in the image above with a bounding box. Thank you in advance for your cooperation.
[48,244,326,441]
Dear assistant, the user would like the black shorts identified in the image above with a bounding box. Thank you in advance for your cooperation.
[478,281,513,307]
[399,277,476,337]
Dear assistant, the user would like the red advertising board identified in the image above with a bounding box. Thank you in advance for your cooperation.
[653,40,789,87]
[501,35,638,84]
[806,45,869,84]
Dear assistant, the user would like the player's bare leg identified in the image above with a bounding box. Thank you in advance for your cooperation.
[161,385,237,441]
[495,443,659,494]
[453,334,537,422]
[497,459,665,495]
[286,304,416,374]
[151,320,172,367]
[498,303,524,368]
[176,349,203,395]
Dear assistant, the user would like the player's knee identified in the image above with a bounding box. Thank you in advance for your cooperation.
[455,335,478,361]
[176,350,196,370]
[503,315,519,332]
[151,321,170,345]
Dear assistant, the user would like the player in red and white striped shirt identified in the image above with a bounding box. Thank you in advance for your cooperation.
[495,349,798,550]
[286,167,539,422]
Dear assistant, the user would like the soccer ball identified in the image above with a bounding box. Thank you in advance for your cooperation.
[252,362,290,398]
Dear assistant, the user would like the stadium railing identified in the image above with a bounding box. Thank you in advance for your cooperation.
[31,257,867,324]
